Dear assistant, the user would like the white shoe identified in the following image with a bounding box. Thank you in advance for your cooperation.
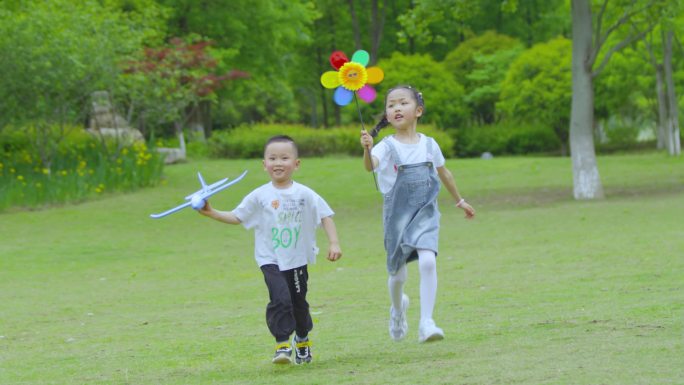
[418,319,444,343]
[389,294,409,341]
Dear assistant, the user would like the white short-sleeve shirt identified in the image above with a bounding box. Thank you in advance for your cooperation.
[371,134,446,194]
[232,181,334,271]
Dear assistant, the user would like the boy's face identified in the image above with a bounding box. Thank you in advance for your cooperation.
[263,141,300,186]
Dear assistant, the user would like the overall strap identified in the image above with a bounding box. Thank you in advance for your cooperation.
[382,136,402,166]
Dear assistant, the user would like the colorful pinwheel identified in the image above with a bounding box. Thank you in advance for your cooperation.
[320,50,384,106]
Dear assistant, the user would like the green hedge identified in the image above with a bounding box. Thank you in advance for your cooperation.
[455,122,561,157]
[208,124,455,158]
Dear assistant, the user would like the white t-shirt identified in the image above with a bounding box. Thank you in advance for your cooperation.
[371,134,446,194]
[233,181,334,271]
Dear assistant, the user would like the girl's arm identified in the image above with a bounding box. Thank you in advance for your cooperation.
[199,201,242,225]
[437,166,475,219]
[321,216,342,261]
[360,130,378,171]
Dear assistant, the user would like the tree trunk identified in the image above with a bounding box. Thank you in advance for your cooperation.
[369,0,385,65]
[407,0,415,54]
[186,103,206,142]
[655,63,667,150]
[663,29,681,156]
[570,0,604,199]
[201,100,212,138]
[348,0,362,50]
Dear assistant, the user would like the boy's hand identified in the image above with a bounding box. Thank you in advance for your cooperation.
[327,242,342,262]
[198,200,212,216]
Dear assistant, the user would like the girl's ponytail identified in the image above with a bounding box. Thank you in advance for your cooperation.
[370,115,389,138]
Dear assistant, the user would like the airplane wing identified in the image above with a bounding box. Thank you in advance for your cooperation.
[199,170,248,200]
[150,170,248,219]
[149,201,193,219]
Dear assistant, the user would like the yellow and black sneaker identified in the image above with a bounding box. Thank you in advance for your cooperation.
[292,335,312,364]
[272,342,292,364]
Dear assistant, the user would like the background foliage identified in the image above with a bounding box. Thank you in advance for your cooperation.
[0,0,682,209]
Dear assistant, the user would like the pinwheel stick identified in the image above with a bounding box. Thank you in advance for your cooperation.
[355,93,378,190]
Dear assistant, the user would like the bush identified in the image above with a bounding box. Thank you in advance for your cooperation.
[0,125,164,210]
[455,122,561,157]
[208,124,454,158]
[376,52,469,129]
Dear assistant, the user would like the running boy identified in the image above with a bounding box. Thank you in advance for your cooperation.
[199,135,342,364]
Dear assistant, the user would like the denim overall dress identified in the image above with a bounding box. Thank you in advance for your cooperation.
[381,136,441,275]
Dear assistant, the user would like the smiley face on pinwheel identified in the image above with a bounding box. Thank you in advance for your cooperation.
[320,50,384,106]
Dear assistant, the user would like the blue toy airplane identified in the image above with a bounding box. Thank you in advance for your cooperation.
[150,170,248,219]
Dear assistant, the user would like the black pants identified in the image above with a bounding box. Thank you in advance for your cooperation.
[260,264,313,342]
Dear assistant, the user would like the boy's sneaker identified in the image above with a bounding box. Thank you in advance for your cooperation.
[389,294,409,341]
[418,319,444,343]
[272,342,292,364]
[291,335,312,364]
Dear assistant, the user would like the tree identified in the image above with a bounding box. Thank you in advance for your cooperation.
[0,0,165,168]
[498,37,573,154]
[570,0,663,200]
[444,31,523,124]
[121,38,248,143]
[376,53,468,129]
[661,28,681,155]
[158,0,318,125]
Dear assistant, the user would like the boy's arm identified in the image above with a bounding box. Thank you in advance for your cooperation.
[198,201,242,225]
[436,166,475,219]
[321,216,342,261]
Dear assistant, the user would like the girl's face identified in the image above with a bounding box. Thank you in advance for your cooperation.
[385,88,423,130]
[263,141,300,187]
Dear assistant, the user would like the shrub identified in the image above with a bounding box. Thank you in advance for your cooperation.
[0,125,164,210]
[376,52,469,129]
[208,124,454,158]
[455,122,560,157]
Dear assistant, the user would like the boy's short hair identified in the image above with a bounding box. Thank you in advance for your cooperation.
[264,135,299,157]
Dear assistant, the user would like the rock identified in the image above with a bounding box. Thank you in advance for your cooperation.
[87,91,144,146]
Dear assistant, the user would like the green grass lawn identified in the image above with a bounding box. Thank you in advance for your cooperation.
[1,153,683,384]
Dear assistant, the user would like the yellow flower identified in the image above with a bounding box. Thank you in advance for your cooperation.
[60,170,68,176]
[42,168,50,175]
[17,175,24,181]
[337,62,367,91]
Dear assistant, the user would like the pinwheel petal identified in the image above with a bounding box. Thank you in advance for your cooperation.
[357,85,377,103]
[330,51,349,70]
[321,71,341,89]
[351,50,370,66]
[333,87,353,106]
[366,67,384,84]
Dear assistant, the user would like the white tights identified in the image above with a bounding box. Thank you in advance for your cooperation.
[387,249,437,322]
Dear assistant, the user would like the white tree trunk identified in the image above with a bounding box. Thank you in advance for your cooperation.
[655,64,667,150]
[570,0,604,199]
[663,30,681,156]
